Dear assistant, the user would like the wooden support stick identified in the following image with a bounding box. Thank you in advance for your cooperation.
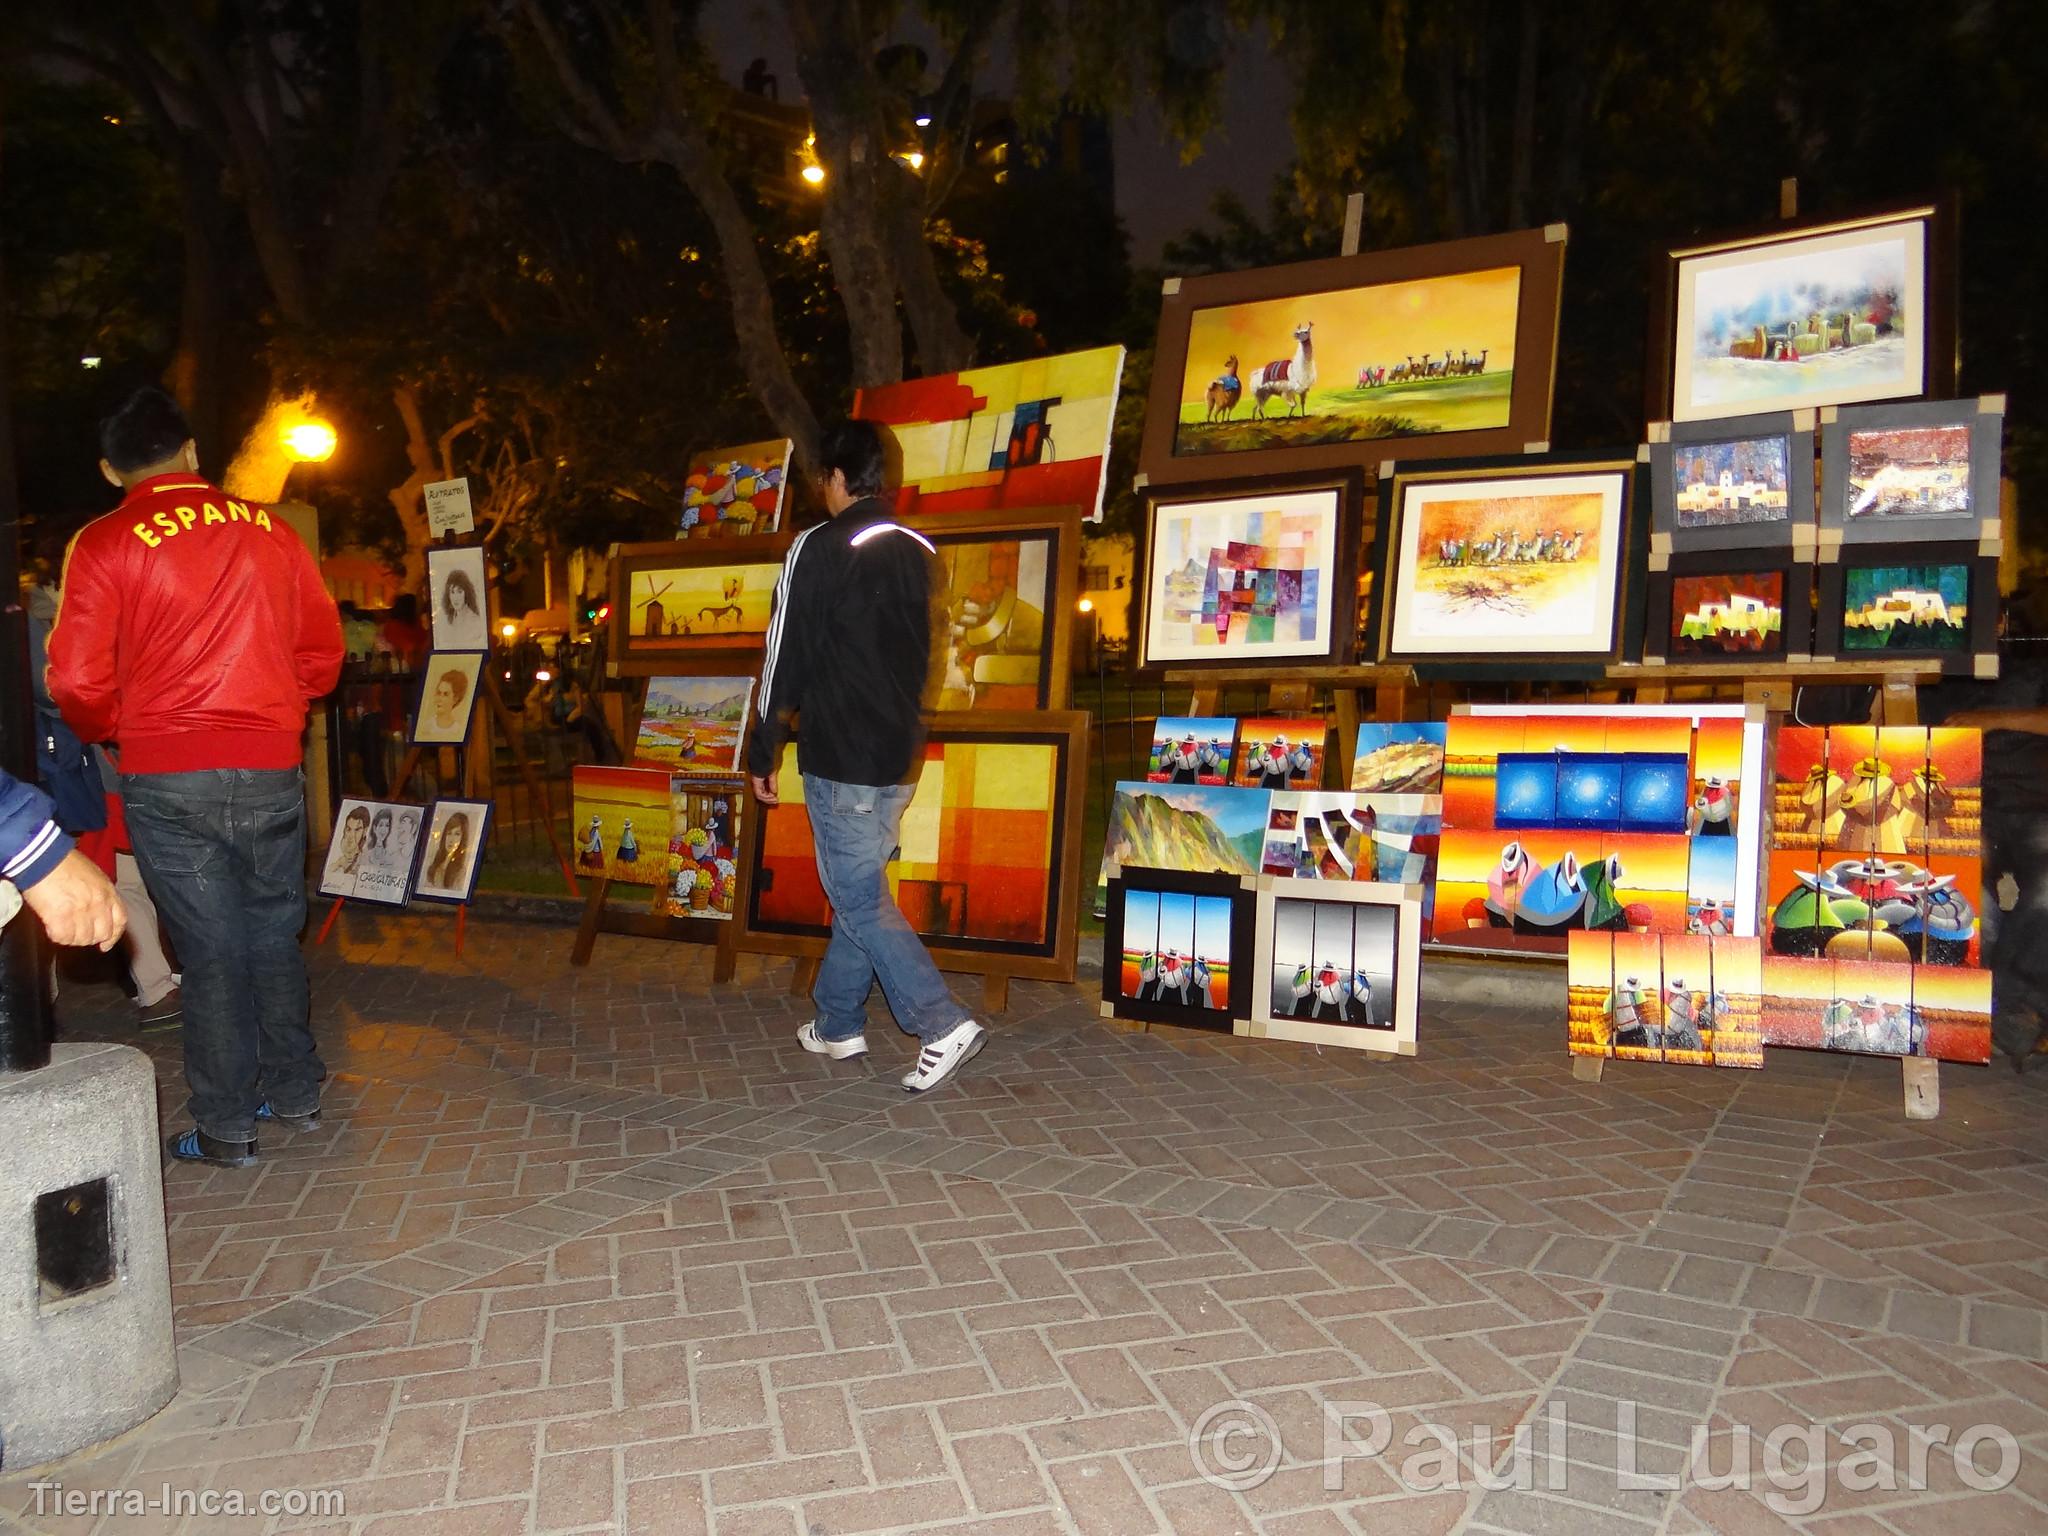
[982,972,1011,1017]
[314,896,345,946]
[569,873,610,966]
[1570,1054,1607,1083]
[1902,1057,1940,1120]
[455,902,468,956]
[792,955,821,998]
[1332,689,1363,786]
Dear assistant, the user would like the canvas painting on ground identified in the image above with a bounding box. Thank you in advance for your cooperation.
[932,528,1053,711]
[1383,467,1629,661]
[1142,486,1343,666]
[1351,723,1447,793]
[1356,793,1443,919]
[1261,791,1379,880]
[633,676,753,773]
[1839,562,1971,653]
[426,546,489,651]
[412,799,490,903]
[572,765,671,888]
[1234,717,1328,790]
[411,652,485,745]
[680,438,789,538]
[1914,964,1993,1065]
[1672,217,1927,421]
[853,345,1125,519]
[1148,717,1237,785]
[1669,570,1786,657]
[319,799,424,907]
[655,780,741,920]
[1248,878,1421,1054]
[1171,267,1521,458]
[1673,436,1792,528]
[1101,870,1254,1029]
[1566,931,1614,1059]
[1844,424,1972,522]
[626,558,780,651]
[1710,936,1765,1067]
[1097,781,1271,902]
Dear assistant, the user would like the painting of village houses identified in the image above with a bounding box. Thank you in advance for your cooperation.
[1669,571,1785,656]
[1846,424,1972,520]
[1674,435,1791,526]
[1841,563,1970,652]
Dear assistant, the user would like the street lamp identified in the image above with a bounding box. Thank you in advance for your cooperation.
[281,419,338,462]
[800,162,826,186]
[500,621,519,641]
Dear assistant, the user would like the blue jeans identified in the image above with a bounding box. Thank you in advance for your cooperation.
[122,769,323,1141]
[803,774,966,1043]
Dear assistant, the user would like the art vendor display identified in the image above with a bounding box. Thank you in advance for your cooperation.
[318,799,424,907]
[1433,705,1766,955]
[679,438,790,538]
[852,345,1126,519]
[412,799,491,903]
[632,676,754,773]
[739,712,1089,982]
[1246,878,1422,1055]
[1148,717,1236,784]
[1136,477,1357,670]
[573,765,670,888]
[919,509,1079,711]
[1139,224,1567,487]
[1100,869,1254,1030]
[1648,410,1815,554]
[608,533,792,672]
[1818,397,2002,544]
[1371,453,1638,669]
[411,652,484,745]
[1650,200,1956,424]
[1568,931,1762,1069]
[426,546,490,651]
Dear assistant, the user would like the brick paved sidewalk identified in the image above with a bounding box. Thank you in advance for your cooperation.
[3,911,2046,1535]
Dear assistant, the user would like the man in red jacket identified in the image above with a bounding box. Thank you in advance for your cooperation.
[49,387,345,1168]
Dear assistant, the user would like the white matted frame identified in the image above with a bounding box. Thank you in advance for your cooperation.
[412,798,494,904]
[1244,876,1422,1057]
[426,546,490,651]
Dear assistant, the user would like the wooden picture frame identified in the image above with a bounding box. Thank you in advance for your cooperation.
[608,532,794,677]
[1139,224,1568,488]
[410,799,494,904]
[735,711,1090,983]
[1133,471,1364,673]
[1368,451,1641,674]
[1647,198,1959,425]
[909,506,1081,712]
[1813,543,1999,678]
[1245,876,1422,1056]
[1818,396,2004,549]
[1641,547,1816,668]
[1648,409,1817,556]
[1100,869,1256,1030]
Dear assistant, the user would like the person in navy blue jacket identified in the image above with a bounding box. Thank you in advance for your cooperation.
[0,768,126,949]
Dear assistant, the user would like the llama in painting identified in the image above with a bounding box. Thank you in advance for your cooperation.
[1252,322,1316,420]
[1206,355,1241,421]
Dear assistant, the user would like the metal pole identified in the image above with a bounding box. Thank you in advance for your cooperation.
[0,80,56,1074]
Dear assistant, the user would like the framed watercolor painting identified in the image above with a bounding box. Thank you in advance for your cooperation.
[680,438,791,538]
[1813,545,1998,677]
[737,712,1090,983]
[410,652,485,745]
[911,508,1080,712]
[1100,869,1255,1031]
[631,676,755,773]
[608,533,792,675]
[1649,200,1957,424]
[1648,410,1815,555]
[1136,474,1360,670]
[1819,397,2003,546]
[411,799,493,904]
[853,345,1125,520]
[1245,877,1422,1056]
[1140,225,1567,487]
[1641,548,1814,667]
[318,799,425,907]
[426,546,490,651]
[1370,453,1637,670]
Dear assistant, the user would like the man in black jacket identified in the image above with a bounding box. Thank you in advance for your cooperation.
[747,421,986,1091]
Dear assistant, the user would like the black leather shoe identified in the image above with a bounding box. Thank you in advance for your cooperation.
[165,1128,258,1168]
[256,1102,322,1133]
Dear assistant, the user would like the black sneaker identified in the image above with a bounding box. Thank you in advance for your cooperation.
[165,1128,258,1168]
[256,1102,322,1133]
[138,987,183,1032]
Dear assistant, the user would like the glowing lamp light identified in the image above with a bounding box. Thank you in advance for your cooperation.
[914,114,932,128]
[800,163,826,186]
[901,151,924,170]
[1077,597,1094,614]
[595,604,610,622]
[500,621,519,640]
[535,668,553,683]
[79,356,103,369]
[281,419,338,462]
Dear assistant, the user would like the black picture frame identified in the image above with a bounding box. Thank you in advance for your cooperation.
[1640,546,1816,668]
[1813,542,1999,678]
[410,798,495,905]
[1101,868,1257,1030]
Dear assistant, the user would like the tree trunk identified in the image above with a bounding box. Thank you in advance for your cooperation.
[883,163,973,375]
[387,386,441,594]
[163,153,229,466]
[1505,0,1541,229]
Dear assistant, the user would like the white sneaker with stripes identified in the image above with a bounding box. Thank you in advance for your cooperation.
[901,1020,987,1092]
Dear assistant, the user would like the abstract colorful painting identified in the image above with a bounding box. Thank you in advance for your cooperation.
[1247,878,1421,1055]
[1354,793,1443,920]
[929,523,1056,711]
[1171,267,1521,457]
[1839,562,1970,652]
[1260,791,1378,880]
[853,345,1125,519]
[1673,436,1791,527]
[1234,717,1328,790]
[632,676,753,773]
[1141,485,1346,666]
[654,780,741,921]
[1351,723,1447,793]
[1668,570,1786,657]
[1670,212,1930,421]
[1101,870,1254,1029]
[1379,463,1631,663]
[680,438,790,538]
[572,765,671,888]
[1097,781,1271,904]
[1148,717,1237,785]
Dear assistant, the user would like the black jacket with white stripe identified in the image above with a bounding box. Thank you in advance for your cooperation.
[746,497,937,787]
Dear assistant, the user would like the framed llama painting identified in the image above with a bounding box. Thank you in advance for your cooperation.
[1140,225,1568,487]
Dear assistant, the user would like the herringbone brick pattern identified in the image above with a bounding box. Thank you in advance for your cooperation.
[2,910,2044,1534]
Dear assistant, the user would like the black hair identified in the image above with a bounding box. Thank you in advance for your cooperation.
[818,420,888,499]
[98,387,194,474]
[390,593,420,624]
[443,568,480,619]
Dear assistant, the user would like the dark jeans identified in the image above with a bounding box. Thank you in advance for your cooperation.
[122,769,323,1141]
